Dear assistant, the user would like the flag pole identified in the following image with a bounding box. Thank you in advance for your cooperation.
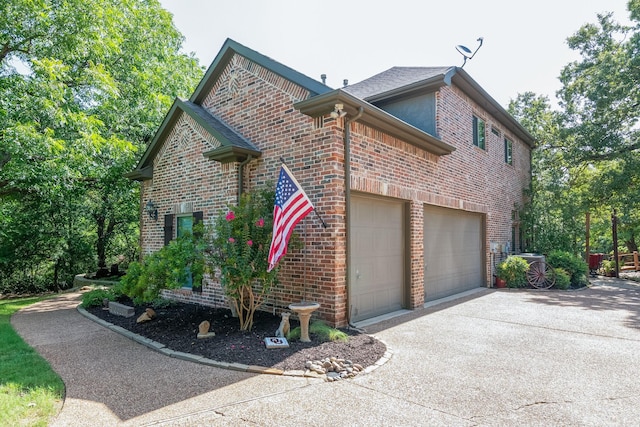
[279,157,328,228]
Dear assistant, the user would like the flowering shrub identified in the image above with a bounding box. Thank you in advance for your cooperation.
[207,187,279,330]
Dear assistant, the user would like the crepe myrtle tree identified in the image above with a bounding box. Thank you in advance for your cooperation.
[206,186,280,331]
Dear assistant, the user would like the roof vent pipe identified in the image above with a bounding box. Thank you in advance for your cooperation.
[321,74,327,85]
[343,79,348,87]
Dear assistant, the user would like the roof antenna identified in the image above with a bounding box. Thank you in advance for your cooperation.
[455,37,484,68]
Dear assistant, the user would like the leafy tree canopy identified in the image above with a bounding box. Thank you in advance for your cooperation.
[0,0,203,291]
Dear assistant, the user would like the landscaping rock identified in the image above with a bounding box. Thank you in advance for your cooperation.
[197,320,216,339]
[306,357,364,382]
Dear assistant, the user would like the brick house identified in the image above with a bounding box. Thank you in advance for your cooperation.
[127,38,533,327]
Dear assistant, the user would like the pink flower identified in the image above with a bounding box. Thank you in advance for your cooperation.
[247,240,253,247]
[228,237,235,243]
[225,211,235,221]
[255,218,264,227]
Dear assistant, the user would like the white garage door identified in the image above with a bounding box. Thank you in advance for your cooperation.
[351,195,405,322]
[424,205,484,301]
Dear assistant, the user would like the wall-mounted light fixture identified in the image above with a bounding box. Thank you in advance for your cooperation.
[330,103,347,119]
[145,200,158,221]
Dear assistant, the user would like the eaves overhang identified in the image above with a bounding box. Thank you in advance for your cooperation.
[363,68,456,105]
[449,68,536,148]
[126,98,262,181]
[294,89,456,156]
[202,146,260,164]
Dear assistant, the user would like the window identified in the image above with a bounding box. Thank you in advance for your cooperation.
[163,211,203,289]
[504,138,513,165]
[472,115,486,150]
[176,215,194,238]
[176,216,194,289]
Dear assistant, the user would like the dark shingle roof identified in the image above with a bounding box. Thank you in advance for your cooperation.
[181,100,258,152]
[344,67,453,100]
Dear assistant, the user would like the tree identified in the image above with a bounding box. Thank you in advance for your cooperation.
[511,2,640,257]
[509,93,587,254]
[558,2,640,254]
[0,0,203,292]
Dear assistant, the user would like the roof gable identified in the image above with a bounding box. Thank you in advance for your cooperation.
[127,39,334,181]
[345,66,454,101]
[346,66,535,147]
[191,38,331,105]
[125,98,261,181]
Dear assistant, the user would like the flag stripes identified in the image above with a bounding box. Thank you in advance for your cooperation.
[267,165,314,271]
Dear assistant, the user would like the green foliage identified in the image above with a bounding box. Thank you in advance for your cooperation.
[206,187,278,331]
[510,4,640,257]
[0,0,203,293]
[546,250,588,287]
[600,259,616,275]
[120,232,206,304]
[0,297,64,426]
[553,268,571,290]
[287,321,348,342]
[496,256,530,288]
[81,288,115,308]
[150,297,178,309]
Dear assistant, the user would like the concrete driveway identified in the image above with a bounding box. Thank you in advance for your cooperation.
[12,278,640,426]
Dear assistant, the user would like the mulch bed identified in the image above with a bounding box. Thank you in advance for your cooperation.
[86,299,386,372]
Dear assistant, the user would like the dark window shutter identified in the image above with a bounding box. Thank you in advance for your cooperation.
[164,214,174,246]
[193,211,203,225]
[193,211,203,238]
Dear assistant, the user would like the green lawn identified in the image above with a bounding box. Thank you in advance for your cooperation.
[0,297,65,427]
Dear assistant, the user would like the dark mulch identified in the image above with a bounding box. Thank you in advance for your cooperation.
[86,300,386,372]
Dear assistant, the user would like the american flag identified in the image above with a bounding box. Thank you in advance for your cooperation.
[267,165,314,272]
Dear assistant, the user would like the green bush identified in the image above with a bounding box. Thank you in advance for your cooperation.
[119,232,206,304]
[600,259,616,276]
[553,268,571,290]
[287,321,348,342]
[496,256,530,288]
[81,288,115,308]
[150,297,177,309]
[546,250,588,287]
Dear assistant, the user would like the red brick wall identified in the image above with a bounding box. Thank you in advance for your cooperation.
[140,52,531,327]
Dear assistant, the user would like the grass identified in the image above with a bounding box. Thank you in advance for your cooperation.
[0,297,65,427]
[287,320,349,342]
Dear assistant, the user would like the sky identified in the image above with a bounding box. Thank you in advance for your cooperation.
[158,0,633,109]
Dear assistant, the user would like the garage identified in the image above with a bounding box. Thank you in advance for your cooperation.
[350,195,405,322]
[423,205,484,301]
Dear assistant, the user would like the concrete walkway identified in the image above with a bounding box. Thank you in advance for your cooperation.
[11,277,640,426]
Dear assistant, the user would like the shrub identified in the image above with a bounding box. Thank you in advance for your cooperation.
[496,256,530,288]
[119,232,206,304]
[554,268,571,290]
[600,259,616,276]
[81,288,115,308]
[546,250,588,287]
[150,297,177,309]
[206,187,279,331]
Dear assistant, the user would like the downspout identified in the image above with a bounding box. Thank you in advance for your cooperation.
[344,106,364,327]
[237,155,253,202]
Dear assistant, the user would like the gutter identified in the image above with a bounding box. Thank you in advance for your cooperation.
[238,155,253,202]
[344,106,364,327]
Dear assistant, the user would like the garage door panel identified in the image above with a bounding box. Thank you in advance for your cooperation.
[351,196,404,322]
[424,205,483,302]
